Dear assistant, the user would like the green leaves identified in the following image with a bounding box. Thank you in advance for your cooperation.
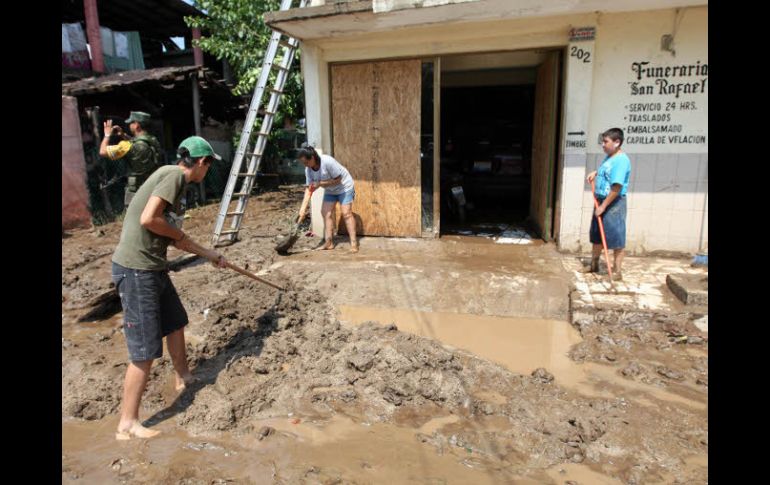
[184,0,304,122]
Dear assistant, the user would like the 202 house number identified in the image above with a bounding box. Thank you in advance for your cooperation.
[570,46,591,63]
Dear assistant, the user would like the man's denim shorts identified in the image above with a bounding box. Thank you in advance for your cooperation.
[112,262,188,362]
[323,188,355,205]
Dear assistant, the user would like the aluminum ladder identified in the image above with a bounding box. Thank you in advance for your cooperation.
[212,0,308,247]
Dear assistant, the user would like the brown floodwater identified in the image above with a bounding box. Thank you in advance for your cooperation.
[62,306,703,483]
[338,305,706,411]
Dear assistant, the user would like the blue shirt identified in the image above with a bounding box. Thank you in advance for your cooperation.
[305,154,355,195]
[595,152,631,198]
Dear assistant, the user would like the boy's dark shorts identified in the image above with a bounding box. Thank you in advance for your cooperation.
[112,262,188,362]
[589,195,627,249]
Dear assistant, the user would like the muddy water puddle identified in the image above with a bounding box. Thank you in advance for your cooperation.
[339,305,705,410]
[66,412,598,484]
[63,416,265,483]
[63,414,627,483]
[544,463,625,485]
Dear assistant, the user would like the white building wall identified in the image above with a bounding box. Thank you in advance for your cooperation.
[575,6,708,254]
[298,5,708,254]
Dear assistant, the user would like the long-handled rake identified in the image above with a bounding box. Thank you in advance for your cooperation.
[591,180,616,291]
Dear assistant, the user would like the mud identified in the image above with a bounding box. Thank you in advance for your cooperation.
[569,310,709,405]
[62,186,707,484]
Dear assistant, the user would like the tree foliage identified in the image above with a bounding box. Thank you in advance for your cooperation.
[184,0,304,123]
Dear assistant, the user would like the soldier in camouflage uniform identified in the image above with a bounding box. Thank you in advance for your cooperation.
[100,111,163,207]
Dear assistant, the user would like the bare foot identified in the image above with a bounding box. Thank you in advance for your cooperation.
[175,373,198,392]
[350,242,359,253]
[116,421,161,440]
[319,240,335,250]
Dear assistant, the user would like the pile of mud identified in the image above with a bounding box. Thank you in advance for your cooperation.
[64,279,706,483]
[62,189,707,484]
[570,310,709,390]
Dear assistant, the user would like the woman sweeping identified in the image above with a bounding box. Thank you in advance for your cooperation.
[297,145,359,253]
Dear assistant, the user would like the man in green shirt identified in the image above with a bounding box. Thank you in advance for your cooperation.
[100,111,163,206]
[112,136,226,440]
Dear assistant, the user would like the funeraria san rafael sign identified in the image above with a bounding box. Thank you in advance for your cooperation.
[630,60,708,98]
[623,60,708,145]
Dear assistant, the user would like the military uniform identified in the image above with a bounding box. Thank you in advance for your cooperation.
[104,111,163,207]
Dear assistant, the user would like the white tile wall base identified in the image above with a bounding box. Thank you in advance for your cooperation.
[557,233,581,252]
[557,153,707,255]
[629,183,654,210]
[672,183,698,211]
[699,198,708,252]
[560,209,583,235]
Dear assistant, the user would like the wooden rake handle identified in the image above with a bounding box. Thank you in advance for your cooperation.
[182,244,285,291]
[590,180,614,282]
[223,261,285,291]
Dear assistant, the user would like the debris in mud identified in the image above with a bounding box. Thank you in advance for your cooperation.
[448,434,465,448]
[346,343,380,372]
[184,442,227,453]
[602,350,617,362]
[596,335,616,346]
[621,361,644,378]
[460,457,486,469]
[683,335,705,345]
[110,458,127,472]
[531,368,555,383]
[567,343,590,362]
[570,453,585,463]
[693,315,708,332]
[572,318,593,333]
[656,366,685,381]
[258,426,275,441]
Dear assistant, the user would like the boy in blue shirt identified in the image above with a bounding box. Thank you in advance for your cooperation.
[581,128,631,281]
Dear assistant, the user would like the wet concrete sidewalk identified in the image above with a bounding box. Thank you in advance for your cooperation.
[563,254,708,317]
[268,234,573,321]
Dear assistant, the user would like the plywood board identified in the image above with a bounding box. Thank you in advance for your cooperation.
[331,59,422,237]
[530,51,560,240]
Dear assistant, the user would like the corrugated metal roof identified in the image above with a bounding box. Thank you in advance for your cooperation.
[61,65,203,96]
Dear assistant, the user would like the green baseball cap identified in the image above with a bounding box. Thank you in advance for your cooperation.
[178,136,222,160]
[125,111,151,124]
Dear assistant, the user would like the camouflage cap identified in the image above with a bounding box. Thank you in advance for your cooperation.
[125,111,151,124]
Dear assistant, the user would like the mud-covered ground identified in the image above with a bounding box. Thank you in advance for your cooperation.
[62,186,707,484]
